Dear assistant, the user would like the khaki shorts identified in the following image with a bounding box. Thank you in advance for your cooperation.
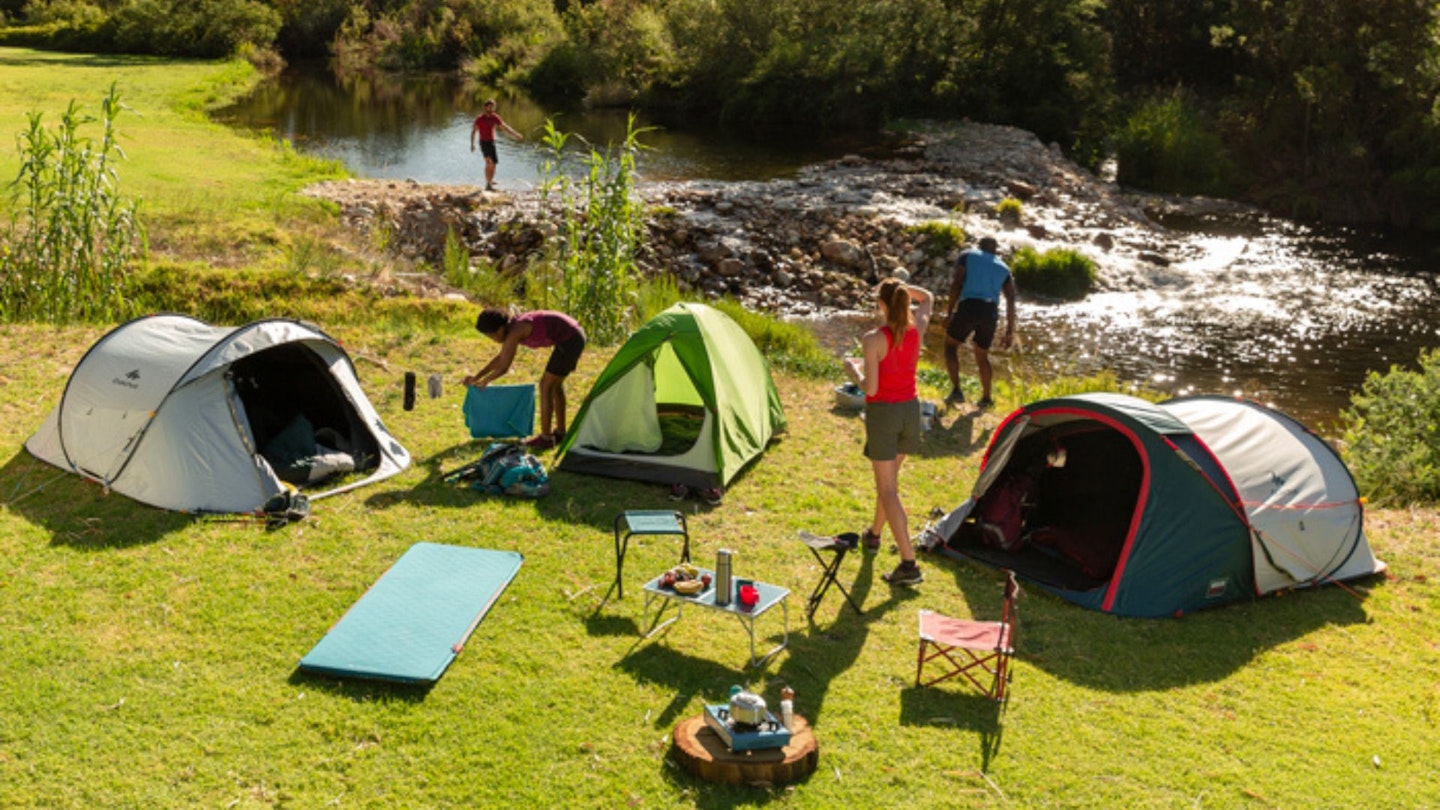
[864,398,921,461]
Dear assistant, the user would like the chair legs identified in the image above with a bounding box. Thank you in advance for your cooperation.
[916,609,1014,702]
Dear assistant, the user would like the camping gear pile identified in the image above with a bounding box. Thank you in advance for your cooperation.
[926,393,1384,617]
[443,442,550,498]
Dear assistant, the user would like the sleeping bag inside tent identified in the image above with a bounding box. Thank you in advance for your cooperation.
[556,302,786,490]
[927,393,1383,617]
[25,314,411,514]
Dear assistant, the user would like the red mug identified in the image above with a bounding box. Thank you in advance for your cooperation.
[739,584,759,606]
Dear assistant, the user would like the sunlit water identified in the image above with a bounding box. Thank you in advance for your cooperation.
[219,65,1440,429]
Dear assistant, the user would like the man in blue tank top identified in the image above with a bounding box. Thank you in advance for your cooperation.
[943,237,1017,410]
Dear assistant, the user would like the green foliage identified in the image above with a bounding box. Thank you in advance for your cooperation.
[711,298,837,378]
[1341,348,1440,504]
[533,116,648,346]
[442,227,521,306]
[1114,91,1237,196]
[904,219,966,258]
[996,197,1023,225]
[1010,245,1096,300]
[0,84,144,325]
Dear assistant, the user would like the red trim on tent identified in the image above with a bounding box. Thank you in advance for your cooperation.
[1020,407,1152,613]
[982,408,1028,472]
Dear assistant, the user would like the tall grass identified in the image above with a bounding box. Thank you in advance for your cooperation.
[1010,245,1096,300]
[534,115,648,345]
[0,83,144,324]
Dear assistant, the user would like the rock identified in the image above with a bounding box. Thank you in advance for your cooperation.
[716,258,746,277]
[820,239,867,267]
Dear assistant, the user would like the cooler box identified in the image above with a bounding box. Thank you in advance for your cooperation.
[464,384,536,439]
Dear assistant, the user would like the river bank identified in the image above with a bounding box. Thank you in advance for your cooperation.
[302,120,1225,316]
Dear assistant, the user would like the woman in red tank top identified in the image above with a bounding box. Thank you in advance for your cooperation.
[843,276,934,586]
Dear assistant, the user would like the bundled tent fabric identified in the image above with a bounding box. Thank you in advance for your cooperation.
[927,393,1384,617]
[556,302,786,490]
[26,314,411,514]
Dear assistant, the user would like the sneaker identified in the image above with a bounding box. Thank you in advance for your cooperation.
[669,483,690,501]
[945,388,965,407]
[698,487,723,506]
[861,528,882,551]
[882,560,924,586]
[524,433,557,450]
[485,182,496,191]
[975,397,994,411]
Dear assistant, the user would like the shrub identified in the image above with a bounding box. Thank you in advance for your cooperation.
[996,197,1023,225]
[1341,348,1440,505]
[0,84,144,325]
[905,220,966,258]
[1010,246,1095,300]
[1114,91,1237,197]
[533,115,648,345]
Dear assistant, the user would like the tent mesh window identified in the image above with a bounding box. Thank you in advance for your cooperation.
[954,422,1141,591]
[230,344,380,485]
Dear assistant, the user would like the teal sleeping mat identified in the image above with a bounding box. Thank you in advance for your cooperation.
[299,543,524,684]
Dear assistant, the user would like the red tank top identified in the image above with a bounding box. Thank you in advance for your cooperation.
[868,326,919,403]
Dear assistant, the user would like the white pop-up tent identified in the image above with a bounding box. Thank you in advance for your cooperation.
[26,314,410,514]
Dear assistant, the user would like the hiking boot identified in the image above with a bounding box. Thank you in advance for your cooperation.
[699,487,724,506]
[882,560,924,586]
[669,483,690,501]
[975,397,994,411]
[524,433,557,450]
[861,528,882,551]
[945,388,965,407]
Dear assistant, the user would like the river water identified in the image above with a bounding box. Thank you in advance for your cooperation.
[218,65,1440,430]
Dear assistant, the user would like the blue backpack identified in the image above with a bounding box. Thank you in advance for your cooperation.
[446,442,551,498]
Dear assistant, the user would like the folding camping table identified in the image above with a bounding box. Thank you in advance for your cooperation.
[640,568,789,668]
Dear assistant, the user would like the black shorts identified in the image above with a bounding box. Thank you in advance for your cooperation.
[946,298,1000,350]
[545,334,585,377]
[480,140,499,163]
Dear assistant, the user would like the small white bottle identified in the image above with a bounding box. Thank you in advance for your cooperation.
[779,686,795,730]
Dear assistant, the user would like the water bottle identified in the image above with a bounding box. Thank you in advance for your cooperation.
[715,549,733,606]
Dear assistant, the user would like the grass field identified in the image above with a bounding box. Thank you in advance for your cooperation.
[1,46,1438,809]
[2,321,1438,809]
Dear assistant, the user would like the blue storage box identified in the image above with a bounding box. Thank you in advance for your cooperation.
[463,384,536,439]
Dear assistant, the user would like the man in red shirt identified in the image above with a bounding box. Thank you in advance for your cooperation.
[469,99,523,191]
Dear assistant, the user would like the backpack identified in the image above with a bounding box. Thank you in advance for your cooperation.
[976,472,1036,552]
[446,442,550,498]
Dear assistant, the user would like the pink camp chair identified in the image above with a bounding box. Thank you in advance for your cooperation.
[916,570,1021,701]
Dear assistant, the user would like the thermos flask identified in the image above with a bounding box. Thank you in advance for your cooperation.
[715,549,733,606]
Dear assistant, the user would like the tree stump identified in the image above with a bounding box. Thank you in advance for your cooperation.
[672,714,818,786]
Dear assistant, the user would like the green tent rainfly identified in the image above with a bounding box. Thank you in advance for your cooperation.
[556,302,786,491]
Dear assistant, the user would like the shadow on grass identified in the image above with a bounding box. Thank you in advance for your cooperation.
[286,668,433,703]
[928,551,1380,693]
[0,451,190,548]
[898,686,1006,770]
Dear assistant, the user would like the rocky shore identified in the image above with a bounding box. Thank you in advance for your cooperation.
[302,120,1253,316]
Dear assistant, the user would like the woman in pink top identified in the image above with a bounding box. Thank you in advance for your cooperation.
[843,277,935,586]
[465,308,587,449]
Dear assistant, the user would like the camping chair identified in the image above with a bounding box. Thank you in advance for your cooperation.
[916,570,1021,701]
[798,531,863,621]
[612,510,691,600]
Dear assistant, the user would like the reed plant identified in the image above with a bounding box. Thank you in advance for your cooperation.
[534,115,649,345]
[1010,245,1096,300]
[0,83,144,324]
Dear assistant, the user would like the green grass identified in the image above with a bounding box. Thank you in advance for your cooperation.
[0,47,346,270]
[1,322,1437,808]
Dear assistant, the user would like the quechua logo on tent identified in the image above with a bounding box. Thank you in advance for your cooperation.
[112,369,141,389]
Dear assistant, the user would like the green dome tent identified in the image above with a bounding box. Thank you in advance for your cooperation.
[926,393,1384,617]
[556,303,785,491]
